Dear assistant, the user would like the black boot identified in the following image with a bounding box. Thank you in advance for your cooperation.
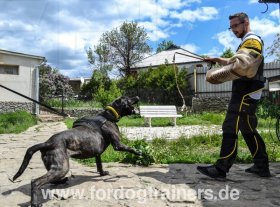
[197,165,226,181]
[245,164,271,177]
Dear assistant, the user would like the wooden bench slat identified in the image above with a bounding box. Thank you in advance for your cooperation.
[143,115,182,118]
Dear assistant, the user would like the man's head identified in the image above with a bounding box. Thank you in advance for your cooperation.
[228,12,250,38]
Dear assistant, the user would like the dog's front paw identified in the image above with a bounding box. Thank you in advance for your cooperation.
[99,171,109,176]
[135,150,143,156]
[31,203,42,207]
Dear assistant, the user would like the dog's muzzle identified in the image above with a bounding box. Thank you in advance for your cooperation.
[130,96,139,114]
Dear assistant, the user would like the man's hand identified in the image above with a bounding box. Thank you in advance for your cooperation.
[203,57,217,66]
[204,57,230,66]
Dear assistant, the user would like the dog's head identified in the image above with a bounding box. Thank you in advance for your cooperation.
[106,96,139,119]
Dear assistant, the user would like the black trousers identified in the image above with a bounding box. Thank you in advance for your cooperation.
[215,94,269,173]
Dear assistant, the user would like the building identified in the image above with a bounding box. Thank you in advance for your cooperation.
[69,77,91,96]
[131,45,206,73]
[0,49,44,114]
[268,74,280,105]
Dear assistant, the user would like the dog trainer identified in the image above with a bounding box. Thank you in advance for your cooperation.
[197,12,270,180]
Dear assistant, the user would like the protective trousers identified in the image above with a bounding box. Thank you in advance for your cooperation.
[215,93,269,173]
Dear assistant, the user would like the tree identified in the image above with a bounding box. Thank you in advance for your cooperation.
[221,48,234,58]
[156,40,174,53]
[39,62,73,102]
[267,33,280,61]
[87,43,113,76]
[99,21,151,76]
[79,70,111,100]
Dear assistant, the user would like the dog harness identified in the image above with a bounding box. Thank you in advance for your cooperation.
[72,115,107,133]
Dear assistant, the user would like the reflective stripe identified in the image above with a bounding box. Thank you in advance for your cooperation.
[247,115,259,157]
[238,88,263,158]
[220,140,237,159]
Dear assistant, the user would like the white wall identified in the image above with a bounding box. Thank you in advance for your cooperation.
[0,53,42,102]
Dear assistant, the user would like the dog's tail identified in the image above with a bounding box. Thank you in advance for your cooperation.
[13,143,52,181]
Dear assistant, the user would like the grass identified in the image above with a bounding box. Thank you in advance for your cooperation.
[0,111,38,134]
[68,113,279,166]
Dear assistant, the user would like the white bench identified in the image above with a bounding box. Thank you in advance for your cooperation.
[139,105,182,127]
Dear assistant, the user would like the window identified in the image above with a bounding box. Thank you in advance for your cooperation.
[0,65,19,75]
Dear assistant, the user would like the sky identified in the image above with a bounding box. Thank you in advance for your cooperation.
[0,0,279,78]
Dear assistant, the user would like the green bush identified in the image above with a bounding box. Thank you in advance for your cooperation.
[257,98,280,119]
[0,111,37,134]
[80,70,111,100]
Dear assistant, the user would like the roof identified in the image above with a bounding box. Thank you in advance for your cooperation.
[0,49,45,60]
[268,75,280,82]
[131,46,203,69]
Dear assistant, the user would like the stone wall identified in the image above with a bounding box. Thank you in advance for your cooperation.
[62,108,102,118]
[192,97,230,112]
[0,102,34,114]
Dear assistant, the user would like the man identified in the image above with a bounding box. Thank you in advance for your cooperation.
[197,12,270,180]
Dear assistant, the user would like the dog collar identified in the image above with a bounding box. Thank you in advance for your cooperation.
[105,106,120,119]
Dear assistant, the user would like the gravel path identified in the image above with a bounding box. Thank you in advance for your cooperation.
[120,125,222,140]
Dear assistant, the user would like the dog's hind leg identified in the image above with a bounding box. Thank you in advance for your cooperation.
[31,151,70,206]
[42,150,70,185]
[96,155,109,176]
[31,167,69,207]
[31,152,69,207]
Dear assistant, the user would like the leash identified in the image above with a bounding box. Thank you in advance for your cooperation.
[172,52,215,111]
[172,60,186,111]
[172,52,215,68]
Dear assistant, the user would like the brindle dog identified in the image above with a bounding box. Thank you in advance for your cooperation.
[13,96,141,207]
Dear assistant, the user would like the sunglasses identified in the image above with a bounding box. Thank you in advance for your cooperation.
[228,22,244,30]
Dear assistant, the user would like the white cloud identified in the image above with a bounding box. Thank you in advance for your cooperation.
[60,67,92,78]
[0,19,37,33]
[148,29,170,41]
[251,17,280,37]
[49,0,79,5]
[181,43,200,53]
[270,9,280,19]
[170,7,218,22]
[248,0,258,4]
[159,0,200,9]
[204,47,221,57]
[105,0,169,21]
[214,30,238,51]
